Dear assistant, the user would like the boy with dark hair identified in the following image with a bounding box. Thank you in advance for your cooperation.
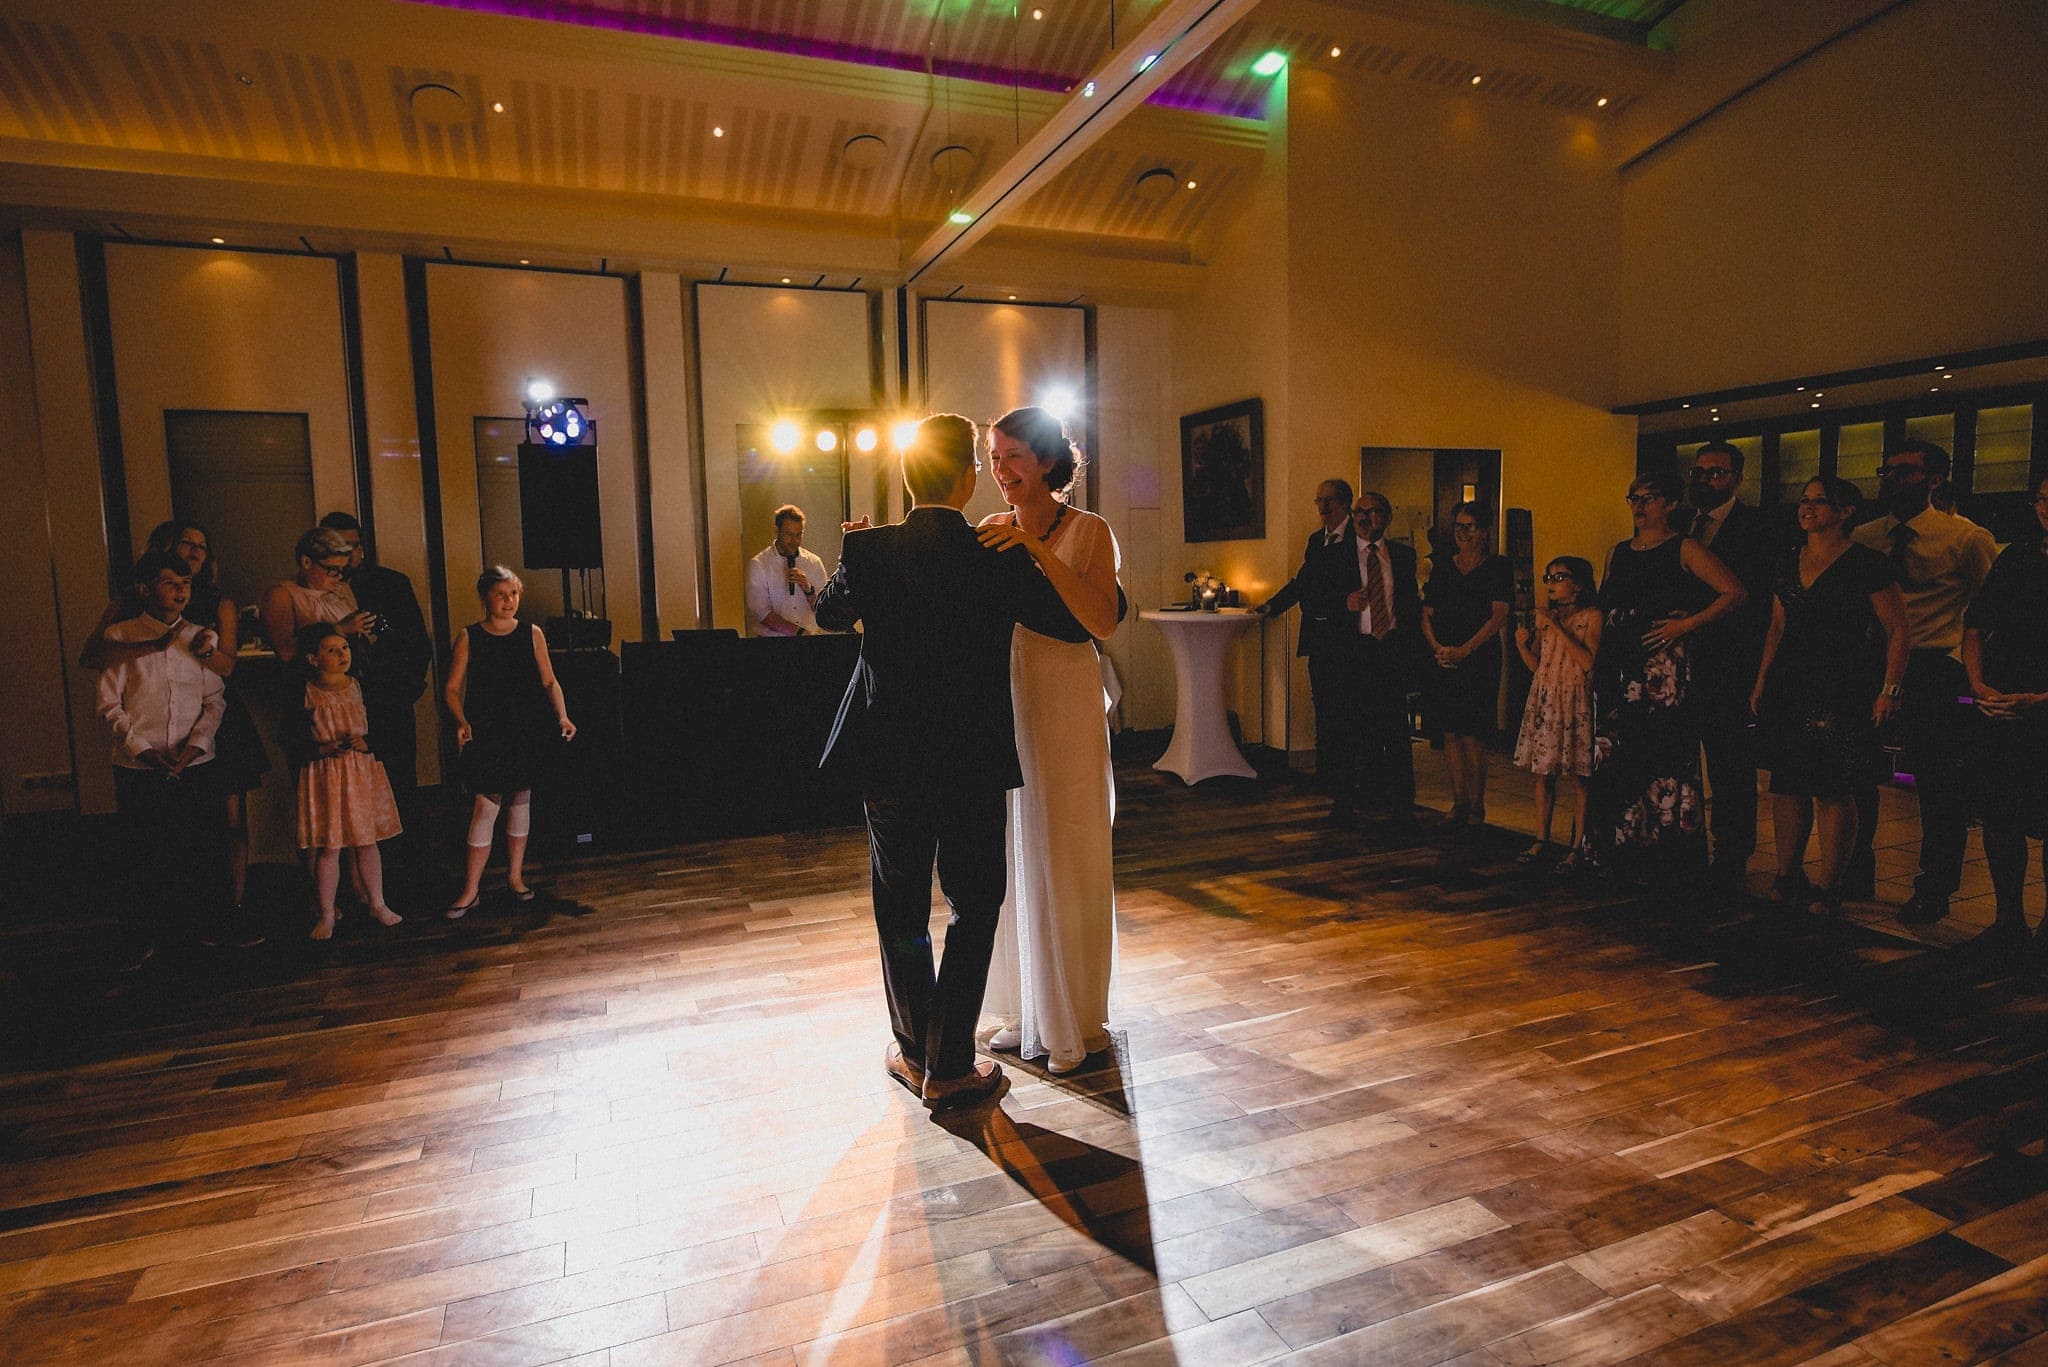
[96,551,229,966]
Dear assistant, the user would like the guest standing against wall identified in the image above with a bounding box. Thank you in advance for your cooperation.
[1421,501,1512,833]
[1255,479,1362,824]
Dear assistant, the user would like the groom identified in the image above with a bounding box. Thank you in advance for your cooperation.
[814,414,1088,1109]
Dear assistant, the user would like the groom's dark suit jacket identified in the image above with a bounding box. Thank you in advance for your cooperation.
[815,506,1087,796]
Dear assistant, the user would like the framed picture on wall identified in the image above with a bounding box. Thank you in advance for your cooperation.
[1180,397,1265,542]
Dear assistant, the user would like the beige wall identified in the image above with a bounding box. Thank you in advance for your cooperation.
[1094,304,1176,732]
[424,264,644,643]
[1621,0,2048,400]
[0,235,77,816]
[695,284,874,632]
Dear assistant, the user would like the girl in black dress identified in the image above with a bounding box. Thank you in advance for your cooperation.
[1963,474,2048,950]
[1748,478,1909,915]
[442,567,576,916]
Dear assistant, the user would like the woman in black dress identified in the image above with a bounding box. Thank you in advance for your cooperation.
[1748,477,1909,914]
[1962,473,2048,950]
[441,567,576,916]
[1421,501,1512,831]
[1592,471,1747,886]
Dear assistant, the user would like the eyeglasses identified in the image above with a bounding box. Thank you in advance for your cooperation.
[1690,466,1736,481]
[1313,494,1346,507]
[314,558,351,573]
[1624,493,1662,506]
[1878,463,1927,479]
[1541,571,1574,583]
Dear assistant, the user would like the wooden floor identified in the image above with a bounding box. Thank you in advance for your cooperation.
[5,759,2048,1365]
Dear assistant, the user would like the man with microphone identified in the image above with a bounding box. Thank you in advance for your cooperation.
[746,504,832,636]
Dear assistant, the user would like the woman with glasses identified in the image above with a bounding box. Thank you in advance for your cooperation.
[1592,471,1747,886]
[1421,501,1512,831]
[260,527,380,665]
[1961,475,2048,951]
[1748,477,1909,915]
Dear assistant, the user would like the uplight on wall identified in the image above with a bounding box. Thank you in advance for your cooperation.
[770,420,802,454]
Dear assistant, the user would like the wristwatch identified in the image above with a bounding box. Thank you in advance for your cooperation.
[1881,682,1905,699]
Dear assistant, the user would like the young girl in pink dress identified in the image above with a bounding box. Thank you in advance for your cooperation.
[290,623,403,940]
[1512,556,1602,872]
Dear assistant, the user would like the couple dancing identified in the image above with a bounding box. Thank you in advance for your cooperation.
[815,408,1122,1109]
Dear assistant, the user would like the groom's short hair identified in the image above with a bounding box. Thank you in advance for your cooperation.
[903,414,978,503]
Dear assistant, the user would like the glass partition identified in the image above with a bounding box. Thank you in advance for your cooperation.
[1776,430,1821,504]
[1974,404,2034,493]
[165,410,316,617]
[1838,422,1886,503]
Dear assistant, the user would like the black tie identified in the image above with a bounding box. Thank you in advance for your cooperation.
[1888,521,1915,576]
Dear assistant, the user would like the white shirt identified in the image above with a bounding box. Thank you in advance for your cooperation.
[1850,505,1996,652]
[1355,538,1397,636]
[96,615,225,769]
[746,543,830,635]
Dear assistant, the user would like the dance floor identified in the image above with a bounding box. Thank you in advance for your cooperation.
[5,759,2048,1365]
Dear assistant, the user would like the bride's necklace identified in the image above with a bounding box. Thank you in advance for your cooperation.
[1019,503,1067,542]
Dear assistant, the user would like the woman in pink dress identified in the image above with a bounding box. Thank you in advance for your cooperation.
[288,624,402,940]
[1512,556,1602,871]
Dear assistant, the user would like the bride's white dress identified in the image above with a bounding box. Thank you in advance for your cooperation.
[983,507,1120,1064]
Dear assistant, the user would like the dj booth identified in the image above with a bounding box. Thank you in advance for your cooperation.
[605,632,866,845]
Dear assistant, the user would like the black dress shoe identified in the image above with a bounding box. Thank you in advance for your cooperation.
[1899,891,1951,925]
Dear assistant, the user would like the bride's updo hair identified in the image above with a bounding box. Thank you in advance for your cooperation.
[992,406,1084,498]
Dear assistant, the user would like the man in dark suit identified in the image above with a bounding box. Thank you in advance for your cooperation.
[1345,492,1424,827]
[814,414,1086,1111]
[1678,443,1781,889]
[1257,478,1359,820]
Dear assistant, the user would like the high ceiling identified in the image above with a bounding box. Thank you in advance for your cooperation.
[0,0,1760,297]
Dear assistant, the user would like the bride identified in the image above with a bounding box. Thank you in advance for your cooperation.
[974,407,1124,1074]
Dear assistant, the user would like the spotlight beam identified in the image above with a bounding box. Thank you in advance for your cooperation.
[902,0,1260,284]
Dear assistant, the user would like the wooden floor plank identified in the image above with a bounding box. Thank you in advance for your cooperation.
[3,758,2047,1364]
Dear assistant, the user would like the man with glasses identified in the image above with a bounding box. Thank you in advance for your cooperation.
[1682,442,1781,891]
[1847,439,1996,922]
[1258,479,1365,823]
[1344,492,1423,829]
[319,512,434,846]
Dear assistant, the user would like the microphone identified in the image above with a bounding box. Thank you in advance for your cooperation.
[784,552,798,596]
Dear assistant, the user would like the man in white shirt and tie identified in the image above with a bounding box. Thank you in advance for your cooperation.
[1346,493,1423,830]
[746,505,832,637]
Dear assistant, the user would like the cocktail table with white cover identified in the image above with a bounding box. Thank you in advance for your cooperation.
[1141,608,1261,784]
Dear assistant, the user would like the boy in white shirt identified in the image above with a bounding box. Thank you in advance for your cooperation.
[97,551,227,966]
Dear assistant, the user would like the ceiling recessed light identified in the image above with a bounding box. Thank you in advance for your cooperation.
[210,236,225,244]
[1942,373,1954,380]
[1595,96,1609,108]
[1931,386,1940,392]
[1932,363,1945,371]
[1680,402,1690,409]
[1712,416,1721,422]
[518,258,529,265]
[491,101,504,113]
[780,277,791,284]
[1330,46,1342,58]
[1185,179,1197,190]
[235,71,254,87]
[1251,51,1287,77]
[841,133,888,170]
[949,210,974,225]
[1812,402,1822,408]
[1796,385,1805,391]
[1470,74,1483,85]
[1008,294,1018,300]
[1710,407,1718,413]
[1814,392,1824,398]
[712,126,724,138]
[1031,6,1042,17]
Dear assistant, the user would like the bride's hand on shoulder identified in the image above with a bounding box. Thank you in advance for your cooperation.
[841,516,872,533]
[977,523,1038,556]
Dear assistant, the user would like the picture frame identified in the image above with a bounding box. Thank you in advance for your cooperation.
[1179,397,1265,543]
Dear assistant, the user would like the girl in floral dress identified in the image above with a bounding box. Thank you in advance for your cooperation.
[1512,556,1602,871]
[289,623,403,940]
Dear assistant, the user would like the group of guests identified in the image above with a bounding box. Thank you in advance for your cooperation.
[1264,443,2048,949]
[88,513,574,961]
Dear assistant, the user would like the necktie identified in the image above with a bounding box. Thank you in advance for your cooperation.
[1364,542,1391,639]
[1888,521,1915,577]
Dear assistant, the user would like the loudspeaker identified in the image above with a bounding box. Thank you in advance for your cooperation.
[517,442,603,569]
[533,648,621,855]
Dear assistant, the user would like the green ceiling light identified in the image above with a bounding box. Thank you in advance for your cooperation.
[1251,50,1287,77]
[949,210,974,225]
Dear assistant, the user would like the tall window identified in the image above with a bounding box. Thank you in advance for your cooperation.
[1975,404,2035,493]
[474,417,566,621]
[1776,430,1821,504]
[1838,422,1886,504]
[164,410,316,613]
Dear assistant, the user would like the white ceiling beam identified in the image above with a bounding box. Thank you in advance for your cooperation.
[902,0,1264,284]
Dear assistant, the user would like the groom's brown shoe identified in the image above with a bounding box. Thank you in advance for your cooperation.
[884,1043,925,1096]
[922,1059,1005,1111]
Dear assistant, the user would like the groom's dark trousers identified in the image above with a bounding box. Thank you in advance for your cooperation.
[816,505,1086,1081]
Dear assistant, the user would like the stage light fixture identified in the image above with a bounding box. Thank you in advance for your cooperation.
[1252,51,1286,77]
[854,427,879,453]
[949,211,974,225]
[526,379,555,404]
[816,428,839,453]
[1040,387,1078,422]
[527,398,589,447]
[770,420,802,454]
[891,421,919,450]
